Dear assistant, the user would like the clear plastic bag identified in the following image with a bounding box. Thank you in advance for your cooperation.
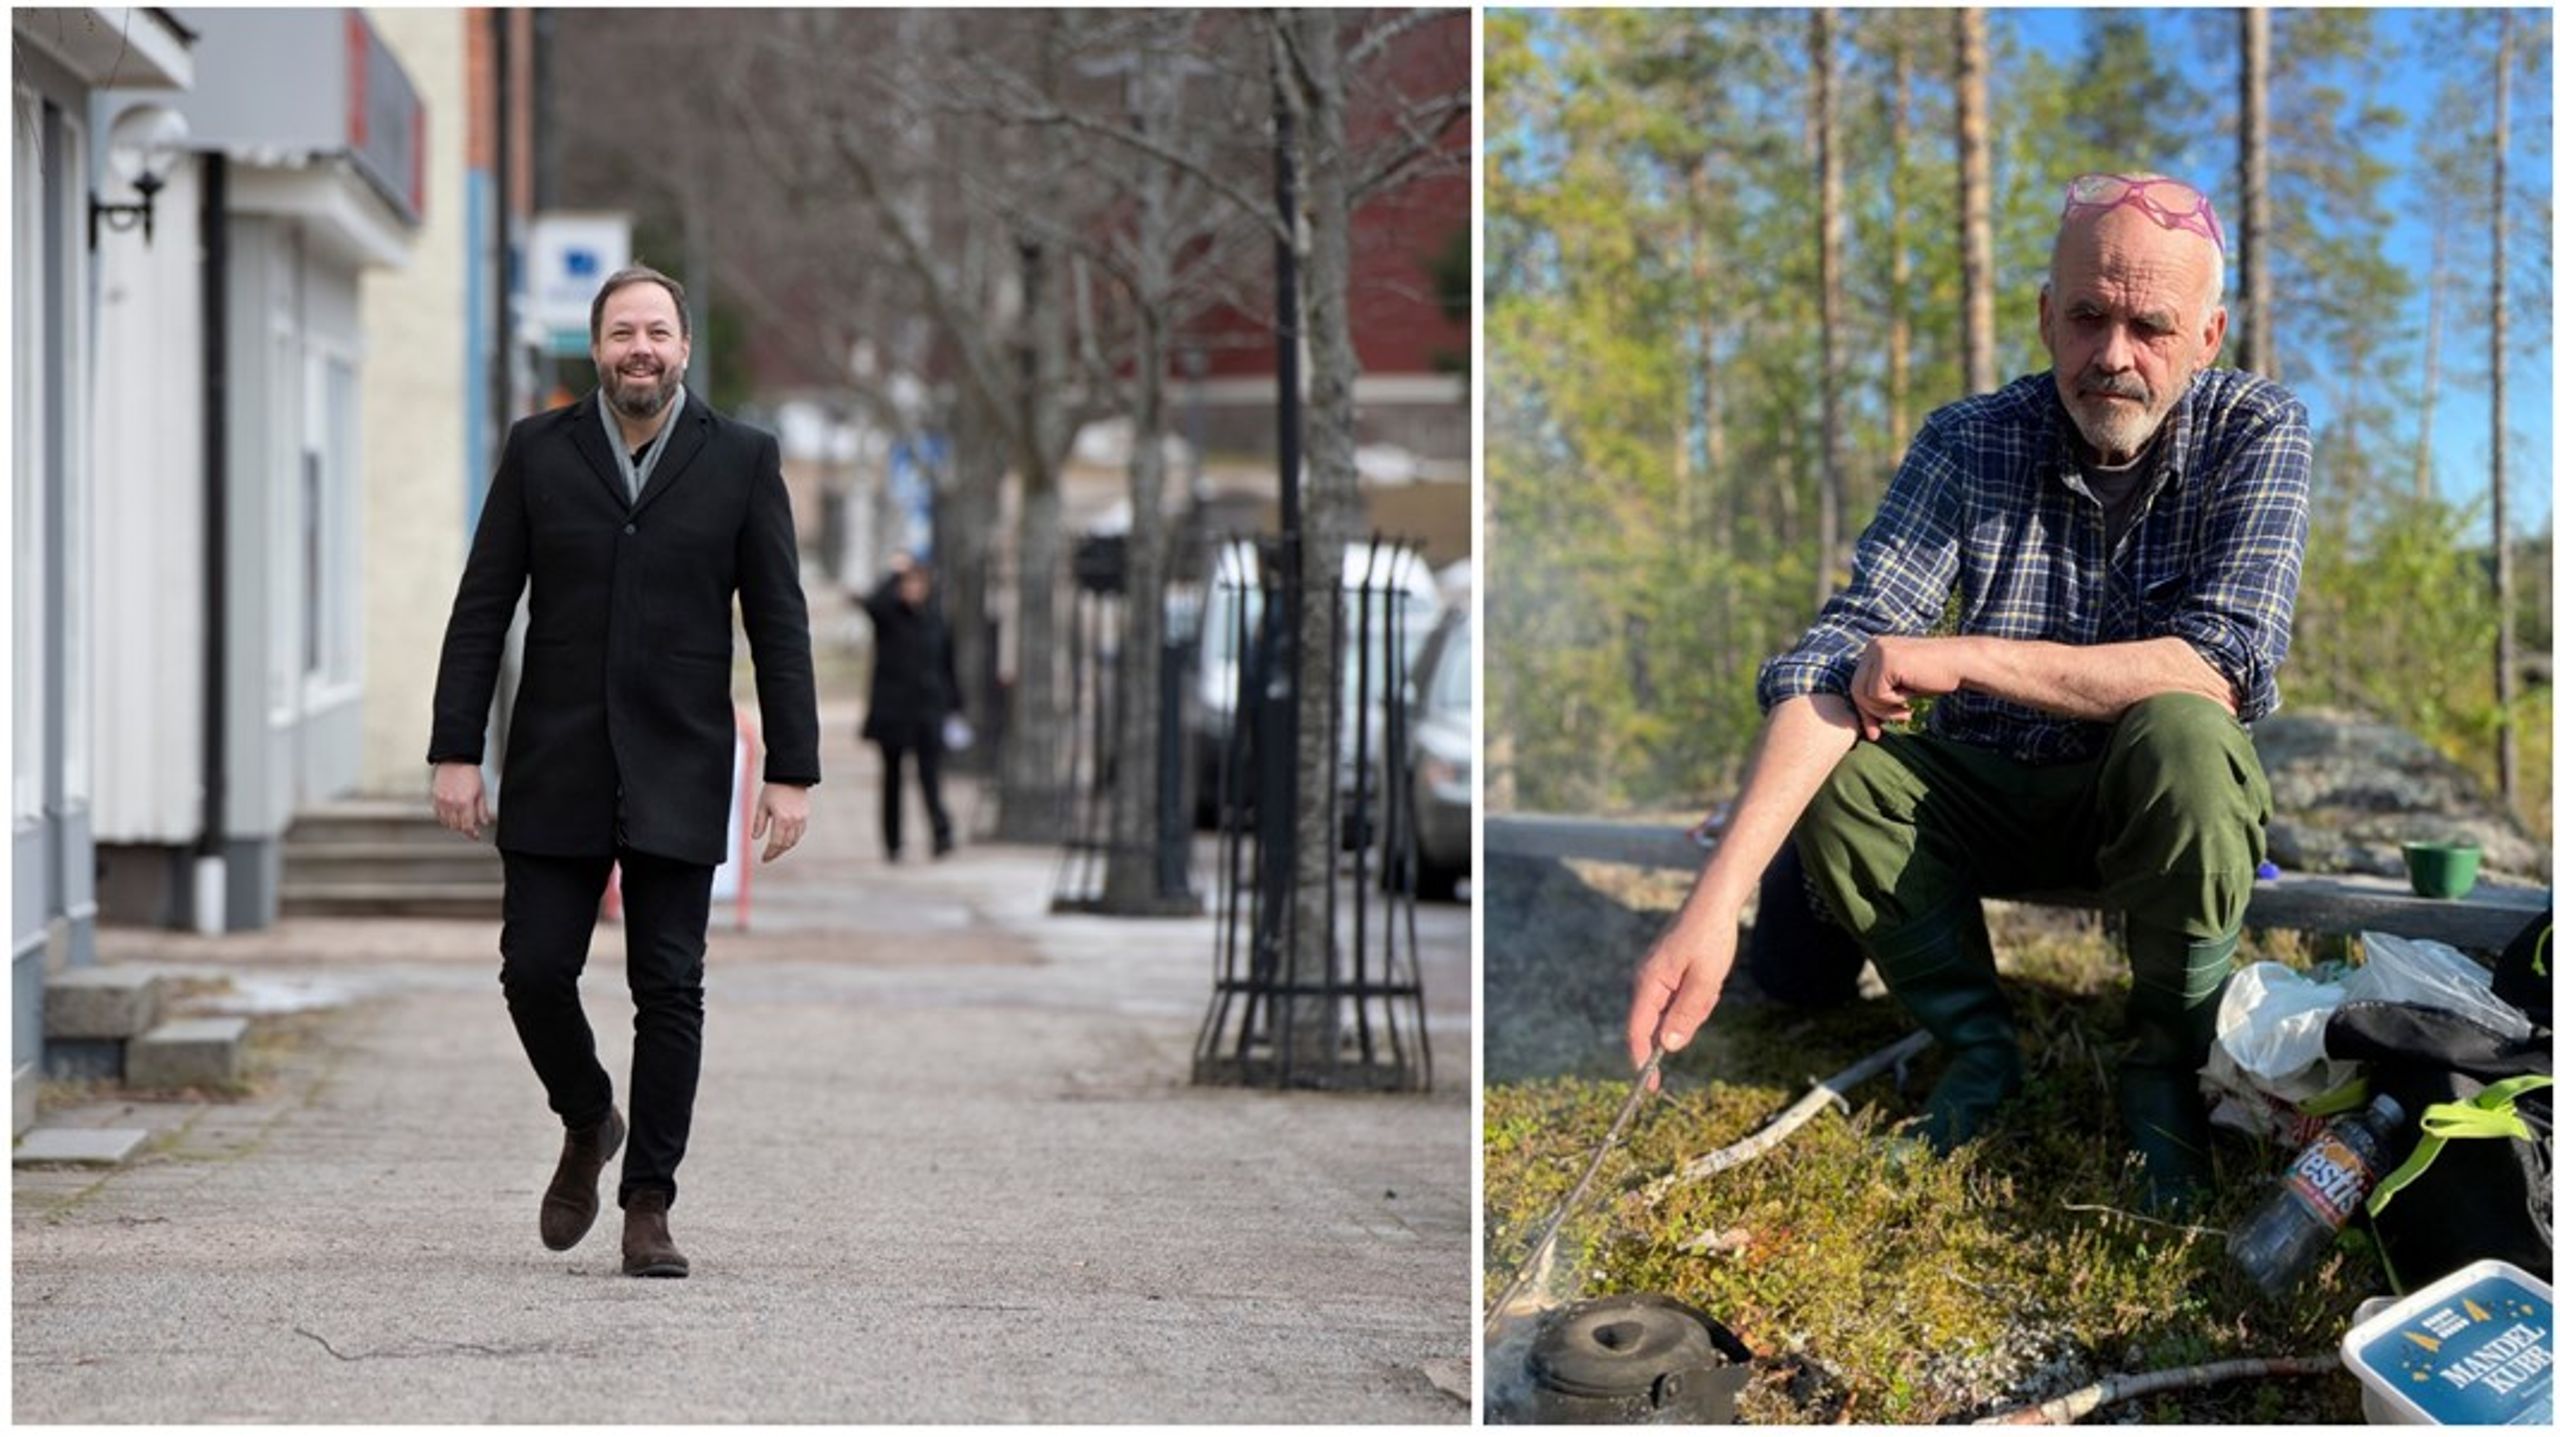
[2205,933,2532,1140]
[2214,961,2353,1101]
[2342,933,2534,1040]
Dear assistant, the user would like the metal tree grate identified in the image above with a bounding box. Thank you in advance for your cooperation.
[1048,534,1202,917]
[1192,535,1432,1092]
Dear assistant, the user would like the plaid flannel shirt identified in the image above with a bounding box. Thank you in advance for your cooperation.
[1757,368,2313,765]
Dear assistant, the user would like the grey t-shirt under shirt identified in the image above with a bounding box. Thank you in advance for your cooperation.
[2080,440,2160,553]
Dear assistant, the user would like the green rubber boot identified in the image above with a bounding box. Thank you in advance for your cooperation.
[2118,923,2239,1214]
[1869,897,2022,1153]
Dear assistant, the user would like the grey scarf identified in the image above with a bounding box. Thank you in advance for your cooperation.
[600,383,686,504]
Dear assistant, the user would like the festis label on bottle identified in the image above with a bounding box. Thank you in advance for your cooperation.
[2283,1132,2373,1228]
[2345,1264,2555,1426]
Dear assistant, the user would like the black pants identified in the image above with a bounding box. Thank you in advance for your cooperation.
[877,738,952,856]
[498,848,714,1209]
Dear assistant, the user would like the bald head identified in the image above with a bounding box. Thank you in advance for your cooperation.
[2038,201,2229,464]
[2048,196,2225,313]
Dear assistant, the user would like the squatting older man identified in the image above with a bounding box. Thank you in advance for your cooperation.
[1626,173,2311,1212]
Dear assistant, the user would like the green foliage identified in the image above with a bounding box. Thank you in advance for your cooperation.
[1487,9,2554,837]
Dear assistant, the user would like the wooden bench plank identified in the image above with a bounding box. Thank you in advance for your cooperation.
[1485,813,2549,952]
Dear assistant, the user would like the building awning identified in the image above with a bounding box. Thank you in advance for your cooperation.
[12,8,193,90]
[221,148,414,271]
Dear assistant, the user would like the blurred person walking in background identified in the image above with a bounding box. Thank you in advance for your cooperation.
[858,554,962,863]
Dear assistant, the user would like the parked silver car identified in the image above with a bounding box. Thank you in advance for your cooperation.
[1396,605,1471,900]
[1190,540,1442,831]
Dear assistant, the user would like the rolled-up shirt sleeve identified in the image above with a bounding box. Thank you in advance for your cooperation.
[1756,414,1966,713]
[2161,391,2312,722]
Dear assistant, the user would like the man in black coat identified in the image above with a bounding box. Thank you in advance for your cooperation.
[859,555,961,861]
[428,264,819,1278]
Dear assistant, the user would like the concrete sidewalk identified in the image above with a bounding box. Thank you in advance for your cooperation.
[13,695,1472,1422]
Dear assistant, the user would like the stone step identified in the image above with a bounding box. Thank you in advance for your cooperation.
[14,1128,149,1167]
[126,1017,251,1090]
[281,842,500,887]
[277,882,505,919]
[284,799,450,846]
[43,967,165,1041]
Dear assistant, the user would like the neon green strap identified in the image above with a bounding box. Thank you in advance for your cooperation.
[2366,1074,2555,1219]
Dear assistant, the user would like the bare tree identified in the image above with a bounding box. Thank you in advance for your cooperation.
[967,7,1468,1039]
[1019,11,1267,913]
[727,10,1118,843]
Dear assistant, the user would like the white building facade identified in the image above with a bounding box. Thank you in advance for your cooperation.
[12,6,195,1132]
[87,8,420,933]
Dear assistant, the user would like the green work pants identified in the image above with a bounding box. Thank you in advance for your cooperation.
[1795,692,2271,948]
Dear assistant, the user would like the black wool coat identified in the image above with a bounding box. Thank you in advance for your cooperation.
[859,572,961,749]
[429,391,821,866]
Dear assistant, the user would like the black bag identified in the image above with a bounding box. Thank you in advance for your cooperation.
[2325,910,2554,1292]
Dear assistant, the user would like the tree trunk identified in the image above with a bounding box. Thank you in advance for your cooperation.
[1099,81,1177,915]
[993,288,1071,842]
[2241,8,2275,379]
[945,385,1005,760]
[1956,7,1995,396]
[1286,8,1359,1061]
[993,17,1078,845]
[2492,9,2517,809]
[1685,160,1727,543]
[1813,10,1844,607]
[2417,223,2446,504]
[998,451,1068,843]
[1887,33,1912,471]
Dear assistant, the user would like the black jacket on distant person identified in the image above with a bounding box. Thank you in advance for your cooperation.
[428,389,821,867]
[859,572,961,750]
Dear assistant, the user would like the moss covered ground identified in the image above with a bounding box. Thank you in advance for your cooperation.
[1484,857,2383,1424]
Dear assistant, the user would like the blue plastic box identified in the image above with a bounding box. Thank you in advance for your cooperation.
[2341,1260,2554,1425]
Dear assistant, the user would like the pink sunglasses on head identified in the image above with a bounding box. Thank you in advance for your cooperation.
[2060,173,2227,252]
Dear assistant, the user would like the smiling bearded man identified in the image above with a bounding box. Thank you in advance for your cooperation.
[429,264,820,1276]
[1624,173,2313,1214]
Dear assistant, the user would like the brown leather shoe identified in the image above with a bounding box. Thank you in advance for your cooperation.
[538,1107,625,1252]
[621,1189,689,1278]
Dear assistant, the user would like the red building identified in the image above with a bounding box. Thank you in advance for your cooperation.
[1184,9,1472,467]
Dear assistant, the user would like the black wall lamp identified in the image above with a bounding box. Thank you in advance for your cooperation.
[89,104,188,250]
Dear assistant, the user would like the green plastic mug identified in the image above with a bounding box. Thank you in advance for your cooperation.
[2403,841,2483,900]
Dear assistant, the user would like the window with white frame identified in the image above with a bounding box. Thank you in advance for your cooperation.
[302,350,360,689]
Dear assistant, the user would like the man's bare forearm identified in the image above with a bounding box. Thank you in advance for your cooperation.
[1683,693,1863,918]
[1954,635,2236,722]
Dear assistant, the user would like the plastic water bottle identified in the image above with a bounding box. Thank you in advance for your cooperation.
[2228,1093,2408,1296]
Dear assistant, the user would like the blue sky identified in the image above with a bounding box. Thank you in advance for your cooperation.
[1498,7,2555,540]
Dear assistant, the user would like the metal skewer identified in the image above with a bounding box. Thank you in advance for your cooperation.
[1482,1046,1664,1333]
